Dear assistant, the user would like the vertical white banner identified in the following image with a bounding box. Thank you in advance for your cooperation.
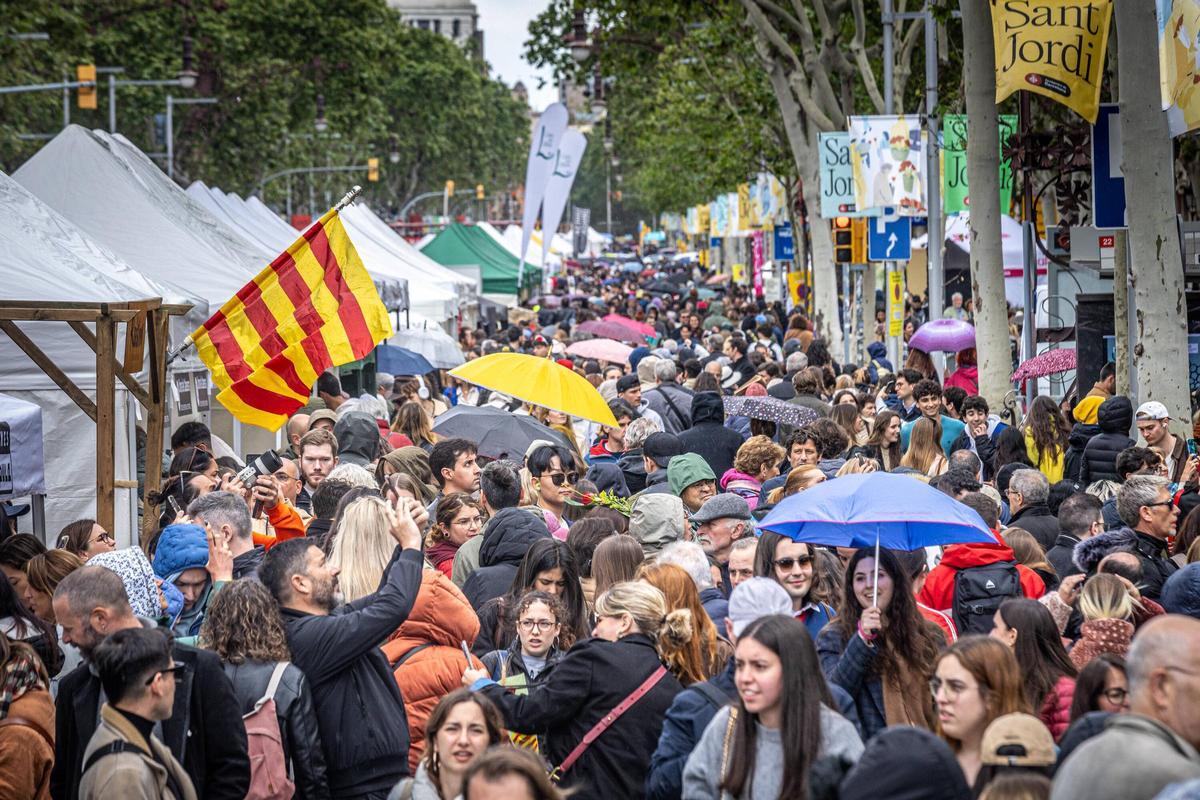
[539,129,587,268]
[520,103,569,280]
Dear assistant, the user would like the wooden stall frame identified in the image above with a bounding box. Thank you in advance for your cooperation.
[0,299,190,545]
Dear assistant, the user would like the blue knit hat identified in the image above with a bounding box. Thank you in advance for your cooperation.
[152,523,210,579]
[628,346,651,371]
[1162,563,1200,619]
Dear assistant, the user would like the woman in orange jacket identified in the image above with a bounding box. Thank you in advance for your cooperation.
[380,569,485,773]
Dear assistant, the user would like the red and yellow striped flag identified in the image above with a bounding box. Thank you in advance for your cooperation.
[191,207,393,430]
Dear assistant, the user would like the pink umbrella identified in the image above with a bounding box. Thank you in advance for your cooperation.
[603,313,656,337]
[577,319,650,343]
[1012,348,1076,382]
[566,338,633,364]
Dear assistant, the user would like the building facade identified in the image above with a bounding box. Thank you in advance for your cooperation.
[390,0,481,53]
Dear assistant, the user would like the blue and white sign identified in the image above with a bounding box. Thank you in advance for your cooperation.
[773,222,795,261]
[1092,103,1127,229]
[868,214,911,262]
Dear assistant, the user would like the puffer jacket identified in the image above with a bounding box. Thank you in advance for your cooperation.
[1064,422,1100,482]
[1039,674,1076,742]
[719,469,763,510]
[462,507,551,611]
[224,660,329,799]
[381,570,485,773]
[1081,396,1135,483]
[1070,618,1134,670]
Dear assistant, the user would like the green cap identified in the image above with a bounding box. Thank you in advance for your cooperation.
[668,453,717,496]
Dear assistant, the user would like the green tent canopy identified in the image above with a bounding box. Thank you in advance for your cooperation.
[420,223,542,296]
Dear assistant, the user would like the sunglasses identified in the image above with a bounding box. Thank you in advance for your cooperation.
[145,663,184,685]
[773,555,814,570]
[542,471,578,487]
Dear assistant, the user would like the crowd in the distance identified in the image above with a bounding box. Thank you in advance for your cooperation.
[2,256,1200,800]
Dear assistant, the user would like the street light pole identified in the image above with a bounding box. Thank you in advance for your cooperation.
[166,95,218,180]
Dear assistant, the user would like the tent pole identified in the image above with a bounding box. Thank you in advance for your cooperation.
[142,307,169,548]
[96,310,117,534]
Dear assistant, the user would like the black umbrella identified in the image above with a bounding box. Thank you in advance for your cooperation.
[432,405,576,462]
[722,395,820,427]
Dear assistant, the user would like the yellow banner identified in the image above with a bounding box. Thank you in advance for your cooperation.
[887,269,905,337]
[991,0,1112,122]
[787,271,804,307]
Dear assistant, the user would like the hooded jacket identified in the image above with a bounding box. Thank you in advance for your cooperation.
[629,494,685,558]
[1081,396,1135,483]
[1065,421,1102,481]
[839,726,971,800]
[917,537,1046,613]
[677,392,744,478]
[865,342,894,384]
[943,364,979,395]
[381,571,486,773]
[719,469,763,510]
[333,411,384,467]
[619,448,649,494]
[152,524,212,637]
[1074,526,1179,601]
[0,688,54,800]
[462,507,551,611]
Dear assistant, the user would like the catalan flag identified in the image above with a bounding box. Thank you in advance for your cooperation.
[191,207,393,430]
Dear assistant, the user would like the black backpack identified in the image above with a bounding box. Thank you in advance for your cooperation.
[952,561,1022,635]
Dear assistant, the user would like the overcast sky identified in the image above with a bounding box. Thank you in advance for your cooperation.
[476,0,559,111]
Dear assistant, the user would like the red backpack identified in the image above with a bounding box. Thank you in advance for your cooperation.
[242,661,295,800]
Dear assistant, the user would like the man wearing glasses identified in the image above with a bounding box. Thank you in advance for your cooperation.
[1115,475,1181,602]
[81,627,194,799]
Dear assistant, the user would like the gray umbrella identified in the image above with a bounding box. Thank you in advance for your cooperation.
[432,404,575,461]
[722,395,819,427]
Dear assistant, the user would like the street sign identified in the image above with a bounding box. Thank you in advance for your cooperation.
[1092,103,1127,229]
[868,215,911,262]
[887,269,905,337]
[773,222,795,261]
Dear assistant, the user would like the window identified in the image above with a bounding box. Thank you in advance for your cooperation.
[417,19,430,30]
[452,18,461,37]
[433,19,441,34]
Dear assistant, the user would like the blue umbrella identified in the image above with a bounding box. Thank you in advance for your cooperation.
[758,472,997,606]
[376,345,434,376]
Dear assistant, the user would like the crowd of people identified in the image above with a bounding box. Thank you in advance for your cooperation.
[3,257,1200,800]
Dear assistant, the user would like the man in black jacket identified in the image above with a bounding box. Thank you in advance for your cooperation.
[677,391,744,478]
[1046,492,1103,579]
[51,566,250,800]
[1081,396,1136,483]
[1114,475,1180,601]
[261,499,424,799]
[1006,468,1061,551]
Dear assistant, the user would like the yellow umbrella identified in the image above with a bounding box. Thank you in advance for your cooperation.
[450,353,619,427]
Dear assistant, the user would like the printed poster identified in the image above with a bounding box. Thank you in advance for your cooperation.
[942,114,1019,214]
[1159,0,1200,136]
[991,0,1113,123]
[848,115,927,216]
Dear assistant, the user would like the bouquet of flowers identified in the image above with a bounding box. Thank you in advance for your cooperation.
[565,489,632,517]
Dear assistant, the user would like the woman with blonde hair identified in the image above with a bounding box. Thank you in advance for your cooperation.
[327,495,397,602]
[901,417,948,476]
[393,400,438,452]
[1069,574,1136,669]
[1002,528,1058,591]
[765,464,826,506]
[24,549,83,623]
[637,561,723,685]
[835,456,878,477]
[462,581,686,799]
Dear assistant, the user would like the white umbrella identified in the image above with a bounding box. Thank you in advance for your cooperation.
[388,325,464,369]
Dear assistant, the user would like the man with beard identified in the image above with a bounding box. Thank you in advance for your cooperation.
[261,498,424,799]
[50,565,249,800]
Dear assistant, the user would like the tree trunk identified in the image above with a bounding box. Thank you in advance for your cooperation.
[959,0,1012,411]
[1115,1,1191,424]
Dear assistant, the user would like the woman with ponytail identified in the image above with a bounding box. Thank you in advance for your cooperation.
[462,581,685,800]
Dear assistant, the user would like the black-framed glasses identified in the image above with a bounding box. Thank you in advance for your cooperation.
[518,619,558,632]
[1102,687,1129,704]
[1143,501,1175,510]
[543,471,578,487]
[773,555,814,570]
[145,663,184,685]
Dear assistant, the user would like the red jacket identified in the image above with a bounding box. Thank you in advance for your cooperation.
[918,536,1046,613]
[1039,674,1076,742]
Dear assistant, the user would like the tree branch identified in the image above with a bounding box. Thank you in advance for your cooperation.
[849,0,886,112]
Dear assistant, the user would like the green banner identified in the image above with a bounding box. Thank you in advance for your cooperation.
[943,114,1018,215]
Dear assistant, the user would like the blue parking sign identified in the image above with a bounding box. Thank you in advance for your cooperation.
[867,215,911,261]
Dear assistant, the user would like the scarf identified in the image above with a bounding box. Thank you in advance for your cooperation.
[0,647,47,719]
[881,656,937,730]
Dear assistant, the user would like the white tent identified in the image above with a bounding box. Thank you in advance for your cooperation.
[911,212,1048,308]
[0,170,195,544]
[502,224,574,262]
[479,221,562,270]
[13,126,409,312]
[186,182,294,254]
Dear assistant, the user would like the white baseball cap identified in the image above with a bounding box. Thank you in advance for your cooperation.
[1136,401,1170,421]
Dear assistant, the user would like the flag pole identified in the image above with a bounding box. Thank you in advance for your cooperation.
[167,185,363,367]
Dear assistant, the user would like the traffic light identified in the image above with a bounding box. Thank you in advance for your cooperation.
[833,217,852,263]
[475,184,485,200]
[367,157,379,182]
[851,219,868,264]
[77,64,96,110]
[445,180,455,195]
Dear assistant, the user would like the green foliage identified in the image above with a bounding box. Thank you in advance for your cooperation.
[0,1,529,214]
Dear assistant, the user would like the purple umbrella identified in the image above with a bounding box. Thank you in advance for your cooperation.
[576,320,650,343]
[909,318,976,353]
